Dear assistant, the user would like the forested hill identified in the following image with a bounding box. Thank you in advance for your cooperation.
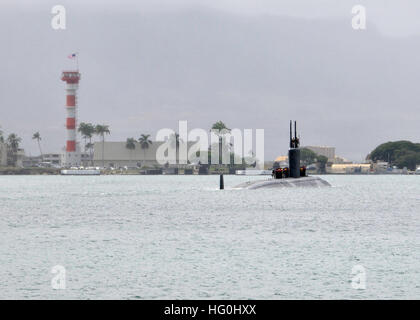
[367,141,420,170]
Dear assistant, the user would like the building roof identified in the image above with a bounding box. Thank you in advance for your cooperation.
[274,155,288,162]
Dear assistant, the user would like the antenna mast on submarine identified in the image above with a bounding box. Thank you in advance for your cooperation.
[290,120,293,148]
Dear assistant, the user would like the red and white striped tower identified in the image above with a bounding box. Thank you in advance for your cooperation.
[61,71,81,167]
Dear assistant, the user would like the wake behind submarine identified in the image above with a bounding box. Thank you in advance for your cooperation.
[233,121,331,189]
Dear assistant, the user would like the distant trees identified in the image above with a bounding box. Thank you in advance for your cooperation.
[300,148,317,166]
[211,121,230,133]
[194,121,250,169]
[211,121,230,166]
[125,138,136,166]
[317,155,328,174]
[300,147,328,173]
[32,132,43,158]
[7,133,22,166]
[7,134,21,153]
[95,124,110,167]
[78,122,96,166]
[168,133,180,164]
[0,127,20,167]
[394,152,420,171]
[367,141,420,170]
[139,134,152,161]
[78,123,95,152]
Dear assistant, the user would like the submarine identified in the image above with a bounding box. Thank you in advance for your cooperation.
[233,121,331,189]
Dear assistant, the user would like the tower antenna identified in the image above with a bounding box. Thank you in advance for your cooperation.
[290,120,293,148]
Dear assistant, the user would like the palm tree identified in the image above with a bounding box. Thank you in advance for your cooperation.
[32,132,43,159]
[139,134,153,164]
[7,133,22,166]
[211,121,230,165]
[78,123,94,151]
[168,133,183,165]
[78,122,95,165]
[211,121,230,133]
[126,138,136,167]
[95,124,110,167]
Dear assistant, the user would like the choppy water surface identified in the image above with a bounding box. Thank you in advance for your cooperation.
[0,175,419,299]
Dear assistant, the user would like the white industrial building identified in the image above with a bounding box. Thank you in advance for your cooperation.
[59,150,92,167]
[93,141,167,168]
[44,153,62,165]
[20,151,91,168]
[93,141,206,168]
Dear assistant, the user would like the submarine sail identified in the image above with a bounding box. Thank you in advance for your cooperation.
[233,121,331,189]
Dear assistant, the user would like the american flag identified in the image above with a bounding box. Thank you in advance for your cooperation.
[67,53,77,59]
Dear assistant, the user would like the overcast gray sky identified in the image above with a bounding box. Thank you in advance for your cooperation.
[0,0,419,161]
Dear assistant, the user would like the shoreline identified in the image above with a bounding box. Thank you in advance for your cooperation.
[0,167,61,175]
[0,167,417,176]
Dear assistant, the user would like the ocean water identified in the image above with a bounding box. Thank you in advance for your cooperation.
[0,175,419,299]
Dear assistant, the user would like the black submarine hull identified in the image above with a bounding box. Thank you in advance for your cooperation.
[233,176,331,189]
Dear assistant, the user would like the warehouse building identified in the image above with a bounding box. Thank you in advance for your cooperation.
[93,141,205,168]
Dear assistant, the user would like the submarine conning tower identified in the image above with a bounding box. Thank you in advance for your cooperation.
[288,120,301,178]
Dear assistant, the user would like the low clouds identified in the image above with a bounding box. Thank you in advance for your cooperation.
[0,2,419,160]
